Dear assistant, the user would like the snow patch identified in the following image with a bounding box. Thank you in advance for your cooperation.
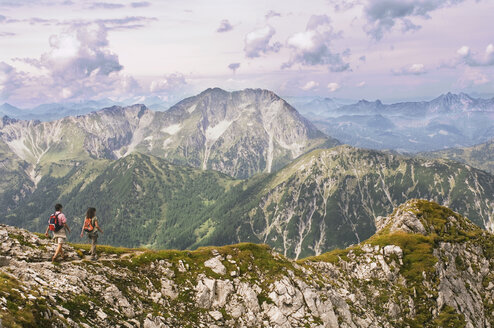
[278,139,305,158]
[439,130,449,135]
[205,120,233,142]
[163,138,173,148]
[188,104,197,114]
[6,138,29,161]
[162,124,182,135]
[123,111,154,157]
[202,120,234,170]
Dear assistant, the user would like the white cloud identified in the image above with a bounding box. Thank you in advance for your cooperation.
[486,44,494,55]
[0,23,142,106]
[150,73,186,93]
[458,44,494,67]
[244,25,281,58]
[408,63,426,74]
[283,15,350,72]
[457,46,470,57]
[356,81,366,87]
[457,67,489,87]
[0,61,25,99]
[301,80,319,90]
[392,63,426,75]
[327,82,340,92]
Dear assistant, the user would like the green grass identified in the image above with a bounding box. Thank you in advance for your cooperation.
[70,243,138,256]
[301,247,353,264]
[367,231,437,283]
[0,272,52,328]
[433,305,466,327]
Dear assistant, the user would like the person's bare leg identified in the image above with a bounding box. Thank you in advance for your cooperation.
[90,237,97,259]
[52,242,63,262]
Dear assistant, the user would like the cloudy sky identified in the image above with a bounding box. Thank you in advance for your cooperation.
[0,0,493,107]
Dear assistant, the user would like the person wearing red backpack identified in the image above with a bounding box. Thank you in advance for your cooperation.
[44,203,71,262]
[80,207,103,260]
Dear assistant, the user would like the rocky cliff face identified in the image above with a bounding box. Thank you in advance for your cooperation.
[1,200,493,327]
[0,88,333,180]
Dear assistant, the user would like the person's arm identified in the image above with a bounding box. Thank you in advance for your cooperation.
[95,220,103,233]
[60,213,70,233]
[80,221,85,238]
[44,225,50,237]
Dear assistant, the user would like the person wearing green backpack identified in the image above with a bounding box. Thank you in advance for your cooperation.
[80,207,103,260]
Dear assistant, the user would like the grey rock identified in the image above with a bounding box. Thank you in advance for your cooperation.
[204,256,227,275]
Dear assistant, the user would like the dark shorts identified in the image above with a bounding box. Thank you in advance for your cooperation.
[87,232,98,241]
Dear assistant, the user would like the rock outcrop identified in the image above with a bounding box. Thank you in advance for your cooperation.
[1,200,494,327]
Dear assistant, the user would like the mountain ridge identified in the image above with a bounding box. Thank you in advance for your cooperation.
[309,92,494,152]
[194,145,494,259]
[1,200,494,327]
[0,88,335,180]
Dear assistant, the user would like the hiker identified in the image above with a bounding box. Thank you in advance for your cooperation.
[80,207,103,260]
[44,203,71,262]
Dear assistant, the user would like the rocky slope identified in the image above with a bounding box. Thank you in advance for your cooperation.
[0,88,334,180]
[0,137,33,212]
[199,145,494,259]
[1,200,494,327]
[421,139,494,175]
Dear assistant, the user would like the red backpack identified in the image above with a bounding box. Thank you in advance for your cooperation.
[83,218,95,232]
[48,213,63,232]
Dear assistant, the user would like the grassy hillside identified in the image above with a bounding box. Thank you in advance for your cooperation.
[196,146,494,258]
[2,153,237,249]
[421,139,494,174]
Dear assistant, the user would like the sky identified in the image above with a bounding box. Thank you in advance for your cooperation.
[0,0,494,108]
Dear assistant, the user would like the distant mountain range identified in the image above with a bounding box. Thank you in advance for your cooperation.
[292,92,494,152]
[4,91,494,153]
[0,95,175,122]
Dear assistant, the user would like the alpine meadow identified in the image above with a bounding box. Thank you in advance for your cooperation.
[1,1,494,327]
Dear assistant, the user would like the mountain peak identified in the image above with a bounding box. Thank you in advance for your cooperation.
[199,87,229,96]
[433,92,474,103]
[356,99,383,106]
[375,199,480,237]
